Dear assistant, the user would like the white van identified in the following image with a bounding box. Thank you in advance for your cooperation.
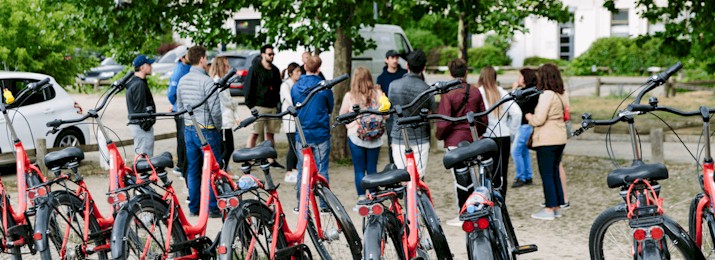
[272,24,413,80]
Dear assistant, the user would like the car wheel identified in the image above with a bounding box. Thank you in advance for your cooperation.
[53,128,85,148]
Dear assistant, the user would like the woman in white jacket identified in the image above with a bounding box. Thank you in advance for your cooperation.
[280,62,301,183]
[478,66,522,198]
[210,57,241,172]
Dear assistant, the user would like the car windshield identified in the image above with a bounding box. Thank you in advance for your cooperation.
[158,52,177,64]
[227,57,247,69]
[101,58,118,66]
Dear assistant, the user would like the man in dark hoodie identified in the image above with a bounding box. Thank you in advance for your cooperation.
[376,50,407,164]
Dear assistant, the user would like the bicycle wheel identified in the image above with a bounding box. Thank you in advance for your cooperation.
[218,199,287,260]
[362,211,405,260]
[0,195,21,260]
[689,193,715,258]
[466,229,494,260]
[110,196,188,260]
[492,204,514,260]
[308,185,362,260]
[36,191,108,259]
[417,192,452,260]
[589,204,694,259]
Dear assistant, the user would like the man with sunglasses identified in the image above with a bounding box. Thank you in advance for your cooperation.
[244,45,283,168]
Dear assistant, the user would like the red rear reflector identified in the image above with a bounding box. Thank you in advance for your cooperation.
[358,206,369,217]
[228,197,240,208]
[650,226,664,240]
[116,192,127,203]
[217,245,227,254]
[33,232,42,241]
[107,195,115,205]
[477,218,489,230]
[633,228,647,241]
[462,221,475,233]
[217,199,227,210]
[371,204,383,215]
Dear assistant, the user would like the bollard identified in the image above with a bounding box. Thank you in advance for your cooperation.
[650,128,664,164]
[36,138,48,174]
[595,77,601,97]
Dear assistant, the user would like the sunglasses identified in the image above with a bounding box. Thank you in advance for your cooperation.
[265,53,275,56]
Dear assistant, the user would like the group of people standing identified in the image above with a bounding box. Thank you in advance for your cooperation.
[125,44,571,222]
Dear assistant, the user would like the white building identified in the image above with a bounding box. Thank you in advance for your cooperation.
[501,0,666,67]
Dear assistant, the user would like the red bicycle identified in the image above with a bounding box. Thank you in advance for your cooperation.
[33,72,165,259]
[217,74,362,260]
[108,70,239,259]
[334,79,462,260]
[0,78,52,259]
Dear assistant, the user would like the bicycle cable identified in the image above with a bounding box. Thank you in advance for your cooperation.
[647,112,700,165]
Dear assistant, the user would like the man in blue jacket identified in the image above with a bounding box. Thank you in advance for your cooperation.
[376,49,407,164]
[290,55,333,212]
[167,45,190,181]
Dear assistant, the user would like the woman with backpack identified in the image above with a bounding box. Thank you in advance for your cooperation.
[339,67,387,208]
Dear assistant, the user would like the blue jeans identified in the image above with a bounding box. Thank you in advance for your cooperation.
[185,126,222,214]
[348,139,380,196]
[536,145,565,208]
[295,139,330,208]
[511,124,534,182]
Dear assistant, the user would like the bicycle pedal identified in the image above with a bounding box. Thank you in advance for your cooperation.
[275,243,311,259]
[514,244,538,254]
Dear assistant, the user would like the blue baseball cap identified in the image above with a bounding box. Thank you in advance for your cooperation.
[132,55,155,67]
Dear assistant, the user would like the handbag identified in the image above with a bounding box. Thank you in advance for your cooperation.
[555,94,573,139]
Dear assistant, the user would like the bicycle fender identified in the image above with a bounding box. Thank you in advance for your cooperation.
[362,215,386,260]
[662,215,706,260]
[109,193,169,259]
[33,190,76,252]
[467,230,494,260]
[217,200,263,260]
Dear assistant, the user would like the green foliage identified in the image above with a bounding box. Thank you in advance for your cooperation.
[524,57,569,67]
[570,37,679,76]
[439,47,460,66]
[484,34,511,52]
[405,29,444,56]
[467,45,512,70]
[0,0,95,85]
[604,0,715,73]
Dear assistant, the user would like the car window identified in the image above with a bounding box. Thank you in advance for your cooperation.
[0,79,56,107]
[158,52,177,63]
[227,57,247,69]
[101,58,118,66]
[394,33,410,55]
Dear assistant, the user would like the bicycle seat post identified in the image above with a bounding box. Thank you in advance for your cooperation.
[260,160,277,190]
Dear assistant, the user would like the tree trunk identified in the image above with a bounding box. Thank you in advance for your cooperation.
[458,11,468,64]
[330,26,352,161]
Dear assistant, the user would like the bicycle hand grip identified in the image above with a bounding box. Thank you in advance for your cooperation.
[46,119,63,128]
[238,117,258,129]
[628,104,654,112]
[434,79,463,93]
[653,61,682,83]
[218,68,238,87]
[113,72,135,88]
[29,78,51,91]
[396,115,423,126]
[323,74,349,88]
[335,112,358,125]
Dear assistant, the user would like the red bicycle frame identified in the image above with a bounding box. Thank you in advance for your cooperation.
[393,148,433,259]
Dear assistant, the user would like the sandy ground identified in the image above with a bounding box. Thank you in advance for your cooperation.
[2,136,704,259]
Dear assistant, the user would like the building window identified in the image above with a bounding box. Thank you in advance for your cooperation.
[558,23,574,61]
[610,9,629,37]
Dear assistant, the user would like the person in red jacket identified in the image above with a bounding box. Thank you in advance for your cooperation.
[435,58,488,226]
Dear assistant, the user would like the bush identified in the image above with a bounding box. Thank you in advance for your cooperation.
[405,29,444,57]
[467,45,512,70]
[439,47,459,66]
[524,56,569,67]
[571,37,679,76]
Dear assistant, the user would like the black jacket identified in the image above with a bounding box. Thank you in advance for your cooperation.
[244,62,282,108]
[125,75,156,126]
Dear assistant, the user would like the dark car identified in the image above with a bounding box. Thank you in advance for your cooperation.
[216,50,260,97]
[80,58,126,84]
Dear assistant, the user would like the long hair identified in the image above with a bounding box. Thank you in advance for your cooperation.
[537,63,565,94]
[520,68,538,87]
[281,62,300,79]
[209,56,230,79]
[478,66,501,116]
[350,67,376,106]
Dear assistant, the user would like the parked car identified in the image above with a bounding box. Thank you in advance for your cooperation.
[216,50,260,97]
[79,58,126,84]
[152,47,183,80]
[0,72,90,163]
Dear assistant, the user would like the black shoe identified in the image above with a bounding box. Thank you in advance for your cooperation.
[293,207,299,214]
[209,209,222,218]
[512,180,526,188]
[270,161,285,169]
[190,211,199,217]
[524,179,533,185]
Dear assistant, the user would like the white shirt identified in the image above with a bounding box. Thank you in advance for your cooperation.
[280,78,296,133]
[478,86,522,138]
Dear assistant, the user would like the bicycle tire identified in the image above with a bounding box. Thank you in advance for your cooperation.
[417,192,453,260]
[492,204,514,260]
[110,195,189,260]
[362,211,405,260]
[467,229,495,260]
[0,195,21,260]
[589,204,700,259]
[36,191,108,260]
[218,199,287,260]
[309,185,362,260]
[689,193,715,258]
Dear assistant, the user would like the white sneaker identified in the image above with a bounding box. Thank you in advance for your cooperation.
[284,171,298,184]
[446,217,463,227]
